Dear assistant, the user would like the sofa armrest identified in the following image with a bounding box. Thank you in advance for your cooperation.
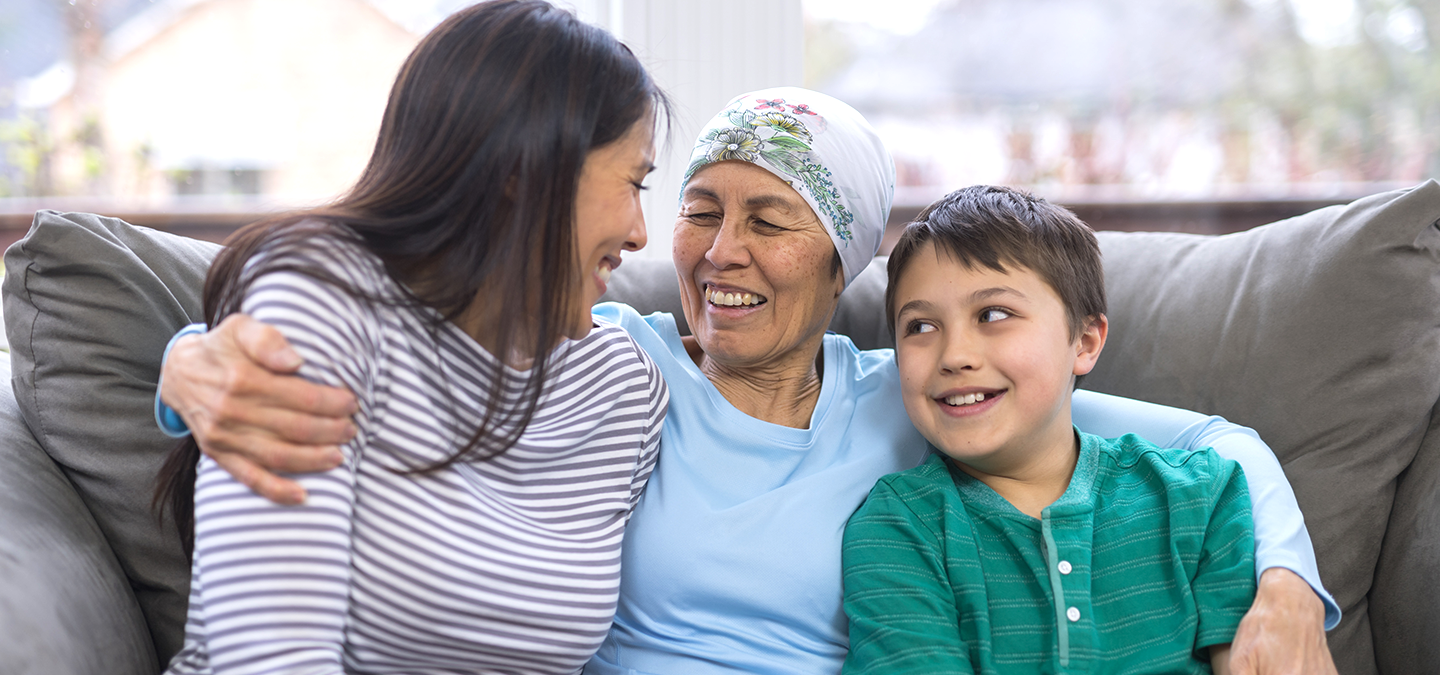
[0,358,157,675]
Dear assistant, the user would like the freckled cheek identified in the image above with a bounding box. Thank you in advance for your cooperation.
[671,229,711,273]
[761,244,828,300]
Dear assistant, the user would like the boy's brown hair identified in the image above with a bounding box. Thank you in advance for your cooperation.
[885,185,1106,341]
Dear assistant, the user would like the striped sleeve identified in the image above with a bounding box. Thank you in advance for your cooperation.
[189,266,377,675]
[1192,455,1258,651]
[627,342,667,511]
[842,479,974,675]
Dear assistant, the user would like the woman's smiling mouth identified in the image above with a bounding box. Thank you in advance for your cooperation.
[705,284,768,307]
[595,256,621,288]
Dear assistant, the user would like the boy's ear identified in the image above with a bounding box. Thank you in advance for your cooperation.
[1072,313,1109,377]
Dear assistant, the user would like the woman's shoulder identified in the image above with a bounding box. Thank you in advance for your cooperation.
[238,221,400,360]
[579,315,653,364]
[566,317,665,387]
[245,219,390,289]
[823,333,899,396]
[591,302,689,366]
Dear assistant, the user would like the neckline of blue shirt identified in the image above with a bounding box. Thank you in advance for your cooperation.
[647,310,845,449]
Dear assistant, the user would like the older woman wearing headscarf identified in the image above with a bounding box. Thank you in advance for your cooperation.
[157,87,1339,674]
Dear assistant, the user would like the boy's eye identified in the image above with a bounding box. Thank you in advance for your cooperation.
[904,320,937,335]
[979,308,1012,323]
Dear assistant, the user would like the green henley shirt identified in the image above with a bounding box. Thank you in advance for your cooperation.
[842,431,1256,674]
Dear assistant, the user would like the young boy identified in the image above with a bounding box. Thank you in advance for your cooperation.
[841,186,1256,674]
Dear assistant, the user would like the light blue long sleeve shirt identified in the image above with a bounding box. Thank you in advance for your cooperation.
[159,307,1338,675]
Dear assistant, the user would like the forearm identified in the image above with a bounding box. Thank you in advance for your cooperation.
[1071,389,1338,629]
[1184,420,1336,628]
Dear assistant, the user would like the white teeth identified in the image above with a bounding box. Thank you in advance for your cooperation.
[944,393,988,407]
[596,264,612,283]
[706,287,766,307]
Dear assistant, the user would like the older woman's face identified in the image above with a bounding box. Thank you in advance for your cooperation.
[674,160,845,369]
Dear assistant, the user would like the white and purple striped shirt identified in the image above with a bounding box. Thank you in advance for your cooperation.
[166,230,667,675]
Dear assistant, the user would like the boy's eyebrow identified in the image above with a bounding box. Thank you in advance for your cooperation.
[896,298,937,318]
[970,286,1026,303]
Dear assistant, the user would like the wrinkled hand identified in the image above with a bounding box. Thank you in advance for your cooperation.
[160,314,357,504]
[1229,568,1336,675]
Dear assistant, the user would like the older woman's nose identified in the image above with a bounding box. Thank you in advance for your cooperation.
[703,219,752,269]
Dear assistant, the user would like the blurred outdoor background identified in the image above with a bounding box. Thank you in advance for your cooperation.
[1,0,1437,253]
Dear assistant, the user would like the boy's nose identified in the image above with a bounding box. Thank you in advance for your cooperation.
[938,332,981,373]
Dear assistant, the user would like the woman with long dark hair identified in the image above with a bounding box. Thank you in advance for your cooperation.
[155,2,669,672]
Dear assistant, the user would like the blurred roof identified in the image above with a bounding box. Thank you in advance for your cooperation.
[12,0,430,110]
[822,0,1255,111]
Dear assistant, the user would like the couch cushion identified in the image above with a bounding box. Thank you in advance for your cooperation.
[1369,396,1440,673]
[2,211,221,664]
[1084,181,1440,675]
[0,358,158,675]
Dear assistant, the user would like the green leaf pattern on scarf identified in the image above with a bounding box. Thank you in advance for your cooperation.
[685,101,856,243]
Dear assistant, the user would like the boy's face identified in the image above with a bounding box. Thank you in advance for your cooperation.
[892,243,1107,475]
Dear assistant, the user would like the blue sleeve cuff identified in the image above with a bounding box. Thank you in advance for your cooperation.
[155,323,208,438]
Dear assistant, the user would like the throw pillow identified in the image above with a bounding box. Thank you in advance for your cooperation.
[2,210,221,663]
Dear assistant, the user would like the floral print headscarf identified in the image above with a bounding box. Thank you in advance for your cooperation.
[681,87,895,287]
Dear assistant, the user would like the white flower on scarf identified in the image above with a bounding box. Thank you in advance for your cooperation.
[755,111,812,141]
[704,128,762,162]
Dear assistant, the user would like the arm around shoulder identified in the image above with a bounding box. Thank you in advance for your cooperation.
[1072,389,1337,626]
[155,311,359,504]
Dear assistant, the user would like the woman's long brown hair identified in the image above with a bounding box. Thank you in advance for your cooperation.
[155,0,668,558]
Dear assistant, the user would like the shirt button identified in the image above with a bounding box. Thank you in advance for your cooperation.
[1066,606,1081,622]
[1058,560,1072,575]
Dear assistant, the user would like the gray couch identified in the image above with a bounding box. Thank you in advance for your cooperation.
[2,182,1438,674]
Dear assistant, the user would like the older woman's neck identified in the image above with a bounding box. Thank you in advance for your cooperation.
[684,337,826,429]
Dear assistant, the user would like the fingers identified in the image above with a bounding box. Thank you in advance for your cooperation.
[198,416,346,473]
[163,313,359,506]
[223,314,304,373]
[209,450,308,505]
[214,315,358,419]
[1228,568,1336,675]
[206,369,357,443]
[271,375,359,421]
